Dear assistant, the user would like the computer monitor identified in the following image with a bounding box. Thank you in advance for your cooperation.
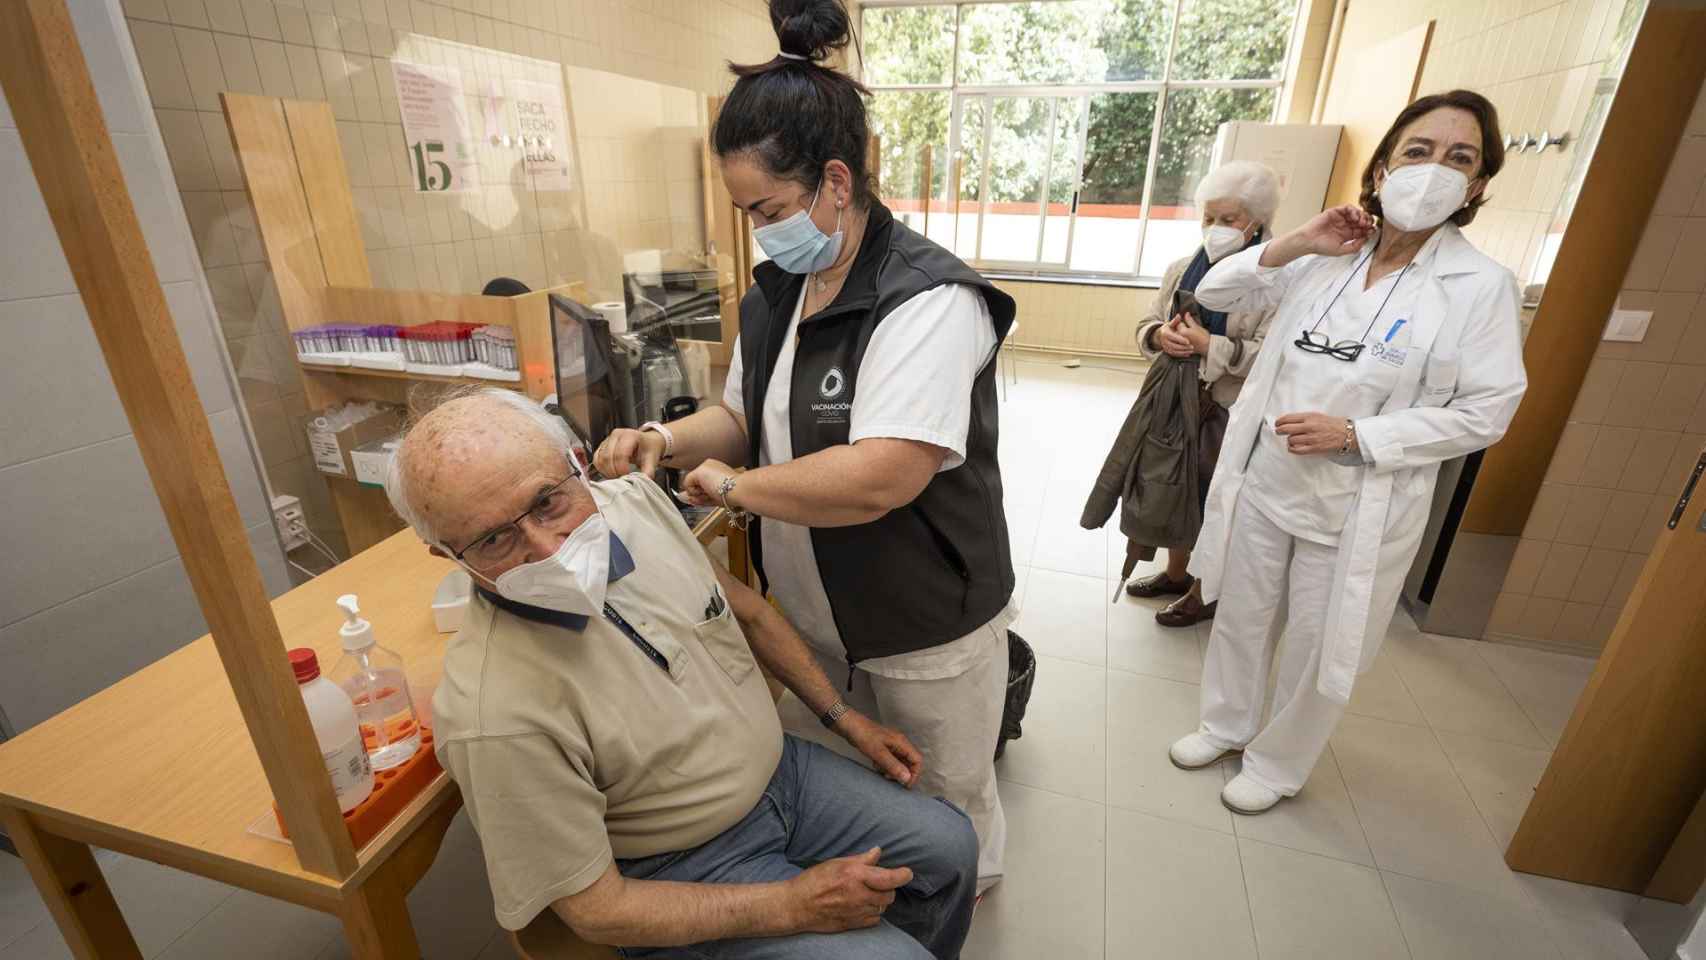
[548,293,629,457]
[548,293,690,457]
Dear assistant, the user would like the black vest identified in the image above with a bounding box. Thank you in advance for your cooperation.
[739,202,1017,664]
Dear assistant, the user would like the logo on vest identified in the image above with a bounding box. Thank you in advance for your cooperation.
[819,367,846,400]
[811,366,851,425]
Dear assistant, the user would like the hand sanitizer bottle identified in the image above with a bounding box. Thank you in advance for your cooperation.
[328,594,423,771]
[288,648,372,813]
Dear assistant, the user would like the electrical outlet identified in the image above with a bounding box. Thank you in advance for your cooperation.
[272,494,311,552]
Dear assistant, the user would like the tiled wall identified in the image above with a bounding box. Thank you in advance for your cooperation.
[1329,0,1642,284]
[566,65,712,302]
[0,0,288,734]
[119,0,774,557]
[1485,74,1706,653]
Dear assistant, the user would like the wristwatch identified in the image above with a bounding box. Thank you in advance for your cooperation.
[819,699,850,729]
[638,421,675,461]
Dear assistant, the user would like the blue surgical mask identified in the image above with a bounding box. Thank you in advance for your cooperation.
[753,180,843,274]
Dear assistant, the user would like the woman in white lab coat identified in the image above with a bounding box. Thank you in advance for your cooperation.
[1168,89,1528,814]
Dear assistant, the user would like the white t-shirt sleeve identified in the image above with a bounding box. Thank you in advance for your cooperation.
[849,283,998,472]
[722,333,745,419]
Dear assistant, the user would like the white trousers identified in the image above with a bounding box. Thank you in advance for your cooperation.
[1199,498,1346,796]
[798,625,1009,895]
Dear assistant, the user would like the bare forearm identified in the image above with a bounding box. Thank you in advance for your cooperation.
[560,875,798,947]
[741,601,843,718]
[666,406,749,469]
[729,442,936,527]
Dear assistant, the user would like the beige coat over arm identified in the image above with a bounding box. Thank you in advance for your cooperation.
[1136,254,1276,409]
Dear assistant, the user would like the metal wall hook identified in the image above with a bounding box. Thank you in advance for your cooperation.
[1504,131,1571,156]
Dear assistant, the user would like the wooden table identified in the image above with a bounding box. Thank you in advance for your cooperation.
[0,512,738,959]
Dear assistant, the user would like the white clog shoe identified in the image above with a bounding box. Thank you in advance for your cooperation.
[1221,773,1282,815]
[1168,732,1239,770]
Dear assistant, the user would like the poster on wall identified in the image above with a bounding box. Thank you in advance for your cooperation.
[392,60,479,193]
[507,77,574,191]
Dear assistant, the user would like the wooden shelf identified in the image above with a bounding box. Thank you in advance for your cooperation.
[298,362,524,389]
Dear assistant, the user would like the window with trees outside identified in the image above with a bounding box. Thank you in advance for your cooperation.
[862,0,1300,282]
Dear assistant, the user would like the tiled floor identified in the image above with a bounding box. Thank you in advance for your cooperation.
[0,356,1645,959]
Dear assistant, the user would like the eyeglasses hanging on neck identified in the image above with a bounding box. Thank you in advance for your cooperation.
[1293,236,1412,362]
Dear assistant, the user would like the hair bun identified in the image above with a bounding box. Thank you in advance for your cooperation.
[770,0,852,62]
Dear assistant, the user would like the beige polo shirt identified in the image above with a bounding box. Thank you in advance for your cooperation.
[432,475,784,931]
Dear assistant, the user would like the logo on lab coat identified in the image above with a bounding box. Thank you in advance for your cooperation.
[819,367,847,399]
[1368,341,1408,368]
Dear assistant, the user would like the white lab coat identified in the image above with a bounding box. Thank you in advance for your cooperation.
[1191,224,1527,703]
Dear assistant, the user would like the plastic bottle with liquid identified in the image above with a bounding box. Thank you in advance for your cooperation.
[288,647,373,814]
[327,594,422,771]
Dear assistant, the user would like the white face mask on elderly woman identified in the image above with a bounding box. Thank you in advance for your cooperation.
[1203,224,1251,262]
[1378,163,1471,232]
[487,512,612,616]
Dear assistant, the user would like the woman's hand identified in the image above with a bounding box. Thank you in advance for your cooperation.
[1274,412,1356,456]
[1292,204,1376,257]
[681,459,738,508]
[595,428,666,477]
[1155,313,1208,358]
[836,711,925,787]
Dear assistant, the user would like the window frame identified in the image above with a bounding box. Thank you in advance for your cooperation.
[860,0,1299,282]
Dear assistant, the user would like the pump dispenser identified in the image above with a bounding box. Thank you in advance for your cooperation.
[328,593,422,770]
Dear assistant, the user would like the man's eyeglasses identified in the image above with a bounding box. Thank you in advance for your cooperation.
[450,468,583,572]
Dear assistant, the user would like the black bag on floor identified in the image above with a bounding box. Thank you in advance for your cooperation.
[995,631,1037,761]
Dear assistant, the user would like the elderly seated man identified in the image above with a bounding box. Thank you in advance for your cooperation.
[383,388,980,960]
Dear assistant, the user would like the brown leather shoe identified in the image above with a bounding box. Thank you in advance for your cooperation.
[1125,572,1193,598]
[1156,593,1217,628]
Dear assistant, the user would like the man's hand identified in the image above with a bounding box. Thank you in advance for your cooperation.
[595,428,666,477]
[837,712,925,787]
[787,848,913,934]
[1274,412,1354,456]
[681,459,738,508]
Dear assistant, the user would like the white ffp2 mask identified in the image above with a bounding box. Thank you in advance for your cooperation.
[1378,163,1470,232]
[1202,224,1250,262]
[489,512,612,615]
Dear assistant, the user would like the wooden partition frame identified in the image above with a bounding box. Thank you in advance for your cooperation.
[1645,786,1706,905]
[1508,442,1706,895]
[0,0,356,881]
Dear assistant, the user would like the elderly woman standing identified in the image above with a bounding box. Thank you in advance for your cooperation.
[1124,161,1282,628]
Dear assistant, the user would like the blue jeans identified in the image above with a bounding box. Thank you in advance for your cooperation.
[614,735,979,959]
